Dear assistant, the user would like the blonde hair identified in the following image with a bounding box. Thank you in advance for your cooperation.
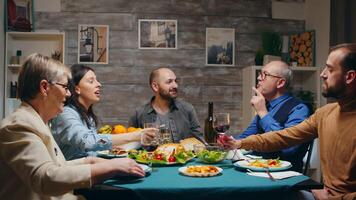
[18,53,71,102]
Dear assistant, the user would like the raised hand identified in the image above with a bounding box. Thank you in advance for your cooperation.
[250,87,268,118]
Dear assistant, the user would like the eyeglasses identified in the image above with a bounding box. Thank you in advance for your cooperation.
[259,71,283,80]
[50,82,69,92]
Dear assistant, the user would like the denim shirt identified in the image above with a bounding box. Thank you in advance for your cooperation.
[51,105,112,160]
[237,94,310,172]
[128,97,202,142]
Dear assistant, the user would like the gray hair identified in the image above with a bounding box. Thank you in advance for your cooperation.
[18,53,71,102]
[279,66,292,89]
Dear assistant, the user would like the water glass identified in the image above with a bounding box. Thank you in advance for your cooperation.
[141,122,159,151]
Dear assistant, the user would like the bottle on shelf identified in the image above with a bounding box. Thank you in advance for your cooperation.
[204,102,217,145]
[10,81,18,98]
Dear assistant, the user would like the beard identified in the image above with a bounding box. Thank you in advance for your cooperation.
[322,81,346,99]
[158,88,178,100]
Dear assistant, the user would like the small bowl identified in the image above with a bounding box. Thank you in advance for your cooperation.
[196,145,227,163]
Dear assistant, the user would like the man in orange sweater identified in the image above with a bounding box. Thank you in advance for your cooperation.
[221,43,356,200]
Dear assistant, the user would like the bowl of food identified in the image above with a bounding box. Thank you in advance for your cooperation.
[195,145,227,163]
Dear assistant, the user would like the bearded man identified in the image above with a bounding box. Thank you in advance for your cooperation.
[129,67,201,142]
[221,43,356,200]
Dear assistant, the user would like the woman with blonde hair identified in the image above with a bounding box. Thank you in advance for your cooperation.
[0,53,145,200]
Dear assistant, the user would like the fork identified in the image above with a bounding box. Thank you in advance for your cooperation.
[263,167,276,181]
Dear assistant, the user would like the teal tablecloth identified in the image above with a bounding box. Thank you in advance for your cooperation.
[103,160,310,200]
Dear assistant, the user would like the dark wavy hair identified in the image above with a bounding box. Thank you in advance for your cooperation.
[66,64,98,127]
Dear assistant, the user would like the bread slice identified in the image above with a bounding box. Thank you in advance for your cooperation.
[180,137,204,151]
[155,143,185,157]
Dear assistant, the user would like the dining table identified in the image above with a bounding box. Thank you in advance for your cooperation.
[75,159,323,200]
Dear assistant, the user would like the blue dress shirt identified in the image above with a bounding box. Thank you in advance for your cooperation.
[237,94,310,171]
[51,105,112,160]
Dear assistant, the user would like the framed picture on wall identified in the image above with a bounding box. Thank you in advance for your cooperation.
[5,0,34,31]
[138,19,177,49]
[206,28,235,66]
[78,24,109,64]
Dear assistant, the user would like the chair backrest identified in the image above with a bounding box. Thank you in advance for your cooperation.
[303,140,314,175]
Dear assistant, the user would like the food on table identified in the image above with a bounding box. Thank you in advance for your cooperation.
[127,127,141,132]
[247,159,282,168]
[109,146,127,155]
[98,124,142,134]
[196,146,227,163]
[98,125,113,134]
[112,124,127,134]
[128,143,195,164]
[186,165,219,174]
[180,137,204,151]
[179,165,223,177]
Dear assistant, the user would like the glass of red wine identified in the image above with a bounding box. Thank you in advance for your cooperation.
[213,113,230,139]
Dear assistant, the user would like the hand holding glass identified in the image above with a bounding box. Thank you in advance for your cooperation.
[213,113,230,134]
[141,123,159,151]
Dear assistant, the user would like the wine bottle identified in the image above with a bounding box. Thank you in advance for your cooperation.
[204,102,217,144]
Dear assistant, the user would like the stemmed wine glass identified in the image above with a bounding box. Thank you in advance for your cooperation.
[213,113,230,136]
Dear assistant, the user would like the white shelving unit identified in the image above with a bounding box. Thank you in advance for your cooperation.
[4,32,65,117]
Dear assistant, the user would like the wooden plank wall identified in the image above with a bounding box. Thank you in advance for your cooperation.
[35,0,304,133]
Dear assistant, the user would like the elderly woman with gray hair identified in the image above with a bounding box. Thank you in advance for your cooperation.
[0,53,145,200]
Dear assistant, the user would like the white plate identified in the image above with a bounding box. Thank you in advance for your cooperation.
[138,164,152,174]
[97,150,128,158]
[178,166,223,177]
[234,160,292,172]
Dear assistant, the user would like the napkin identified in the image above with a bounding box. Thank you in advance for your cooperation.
[227,149,261,160]
[247,171,302,180]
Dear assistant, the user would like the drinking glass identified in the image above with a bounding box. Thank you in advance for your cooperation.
[213,113,230,135]
[141,122,159,151]
[159,124,173,144]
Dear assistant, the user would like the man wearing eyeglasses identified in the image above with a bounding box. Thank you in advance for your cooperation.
[237,61,311,172]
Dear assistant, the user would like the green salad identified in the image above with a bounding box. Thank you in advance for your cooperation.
[128,149,195,165]
[197,149,227,163]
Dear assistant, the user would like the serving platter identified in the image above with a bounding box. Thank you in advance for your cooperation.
[179,165,223,177]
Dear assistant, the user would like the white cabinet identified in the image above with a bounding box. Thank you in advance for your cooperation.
[241,65,323,130]
[4,32,65,117]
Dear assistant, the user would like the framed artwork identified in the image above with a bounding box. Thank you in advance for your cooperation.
[288,30,315,66]
[138,19,177,49]
[78,24,109,64]
[5,0,34,31]
[206,28,235,66]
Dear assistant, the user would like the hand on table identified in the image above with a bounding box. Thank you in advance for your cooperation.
[110,157,145,178]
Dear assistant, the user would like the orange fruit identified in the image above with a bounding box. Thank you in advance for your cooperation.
[127,127,137,133]
[112,125,127,134]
